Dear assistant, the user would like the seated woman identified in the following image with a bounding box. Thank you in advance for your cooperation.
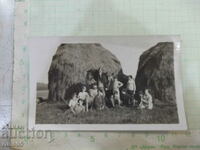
[68,93,85,115]
[68,93,79,114]
[138,91,148,109]
[138,89,153,110]
[93,90,105,110]
[74,99,85,114]
[144,89,153,110]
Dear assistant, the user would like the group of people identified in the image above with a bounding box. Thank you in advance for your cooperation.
[68,76,122,115]
[68,68,153,115]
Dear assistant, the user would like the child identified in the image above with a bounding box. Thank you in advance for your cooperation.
[78,85,89,112]
[68,93,79,114]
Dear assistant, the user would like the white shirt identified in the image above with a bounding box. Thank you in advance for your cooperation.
[89,89,98,98]
[127,79,136,91]
[68,98,78,108]
[78,91,89,100]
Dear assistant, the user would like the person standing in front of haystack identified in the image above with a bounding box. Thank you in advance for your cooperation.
[126,75,136,106]
[78,85,89,112]
[97,66,106,97]
[113,77,123,106]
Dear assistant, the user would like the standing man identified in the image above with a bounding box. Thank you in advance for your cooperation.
[126,75,136,106]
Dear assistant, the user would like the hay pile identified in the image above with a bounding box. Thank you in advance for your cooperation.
[48,43,122,102]
[135,42,176,104]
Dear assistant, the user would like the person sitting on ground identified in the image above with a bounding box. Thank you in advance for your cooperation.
[68,93,79,114]
[87,84,99,109]
[138,91,148,109]
[113,77,123,106]
[89,84,98,98]
[144,89,153,110]
[126,75,136,106]
[93,89,105,110]
[78,85,89,112]
[74,99,85,114]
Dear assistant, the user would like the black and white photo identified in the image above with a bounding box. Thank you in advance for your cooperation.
[29,36,187,130]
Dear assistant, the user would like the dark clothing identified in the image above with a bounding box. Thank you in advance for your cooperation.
[127,90,135,106]
[127,90,134,96]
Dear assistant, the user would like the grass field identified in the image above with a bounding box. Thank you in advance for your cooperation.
[36,87,179,124]
[36,101,179,124]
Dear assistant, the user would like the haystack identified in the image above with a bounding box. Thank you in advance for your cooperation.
[48,43,122,102]
[135,42,176,104]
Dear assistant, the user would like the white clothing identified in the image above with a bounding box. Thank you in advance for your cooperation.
[68,98,78,108]
[89,89,98,98]
[145,91,153,110]
[113,80,123,91]
[127,79,136,91]
[78,92,89,100]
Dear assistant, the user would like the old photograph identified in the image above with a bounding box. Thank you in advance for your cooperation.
[29,36,187,130]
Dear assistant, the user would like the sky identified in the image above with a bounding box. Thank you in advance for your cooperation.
[29,36,179,84]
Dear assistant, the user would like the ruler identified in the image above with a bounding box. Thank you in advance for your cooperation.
[0,0,14,149]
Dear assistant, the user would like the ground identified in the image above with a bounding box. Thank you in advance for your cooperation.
[36,88,178,124]
[36,101,179,124]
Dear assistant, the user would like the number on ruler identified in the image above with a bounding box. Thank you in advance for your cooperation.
[64,132,68,137]
[157,135,165,143]
[90,136,95,143]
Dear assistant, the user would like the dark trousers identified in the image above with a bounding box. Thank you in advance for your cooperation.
[127,90,135,106]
